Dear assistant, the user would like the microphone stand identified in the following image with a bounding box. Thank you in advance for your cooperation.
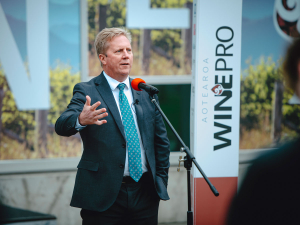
[149,94,219,225]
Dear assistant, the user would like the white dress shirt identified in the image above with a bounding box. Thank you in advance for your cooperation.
[75,71,148,176]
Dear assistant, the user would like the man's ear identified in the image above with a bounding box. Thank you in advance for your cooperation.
[99,54,106,65]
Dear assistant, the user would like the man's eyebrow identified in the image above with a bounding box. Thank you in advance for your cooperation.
[114,47,131,51]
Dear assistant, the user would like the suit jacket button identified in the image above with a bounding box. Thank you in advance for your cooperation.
[120,164,124,168]
[122,144,126,148]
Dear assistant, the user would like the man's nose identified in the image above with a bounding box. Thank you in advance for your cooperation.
[122,50,129,58]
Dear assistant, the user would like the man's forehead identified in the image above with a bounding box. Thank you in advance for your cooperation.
[108,35,131,48]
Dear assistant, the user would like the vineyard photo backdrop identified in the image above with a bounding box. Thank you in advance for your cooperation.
[0,0,300,160]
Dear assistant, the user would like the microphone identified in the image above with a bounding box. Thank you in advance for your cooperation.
[131,78,159,96]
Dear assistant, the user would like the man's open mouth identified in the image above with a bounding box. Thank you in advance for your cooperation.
[121,63,130,65]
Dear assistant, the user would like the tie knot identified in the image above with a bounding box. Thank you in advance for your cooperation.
[118,83,126,92]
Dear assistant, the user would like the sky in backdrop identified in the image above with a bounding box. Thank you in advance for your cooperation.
[0,0,80,72]
[241,0,290,70]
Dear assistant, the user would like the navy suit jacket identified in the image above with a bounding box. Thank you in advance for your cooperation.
[55,72,170,212]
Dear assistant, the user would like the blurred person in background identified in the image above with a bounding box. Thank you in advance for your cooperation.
[226,38,300,225]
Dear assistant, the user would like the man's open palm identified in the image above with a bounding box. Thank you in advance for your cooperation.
[78,95,108,126]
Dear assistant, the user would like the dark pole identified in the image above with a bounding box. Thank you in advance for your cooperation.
[150,97,219,195]
[149,95,219,225]
[185,155,193,225]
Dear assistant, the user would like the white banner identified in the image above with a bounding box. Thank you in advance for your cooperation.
[191,1,242,224]
[126,0,189,29]
[191,0,242,179]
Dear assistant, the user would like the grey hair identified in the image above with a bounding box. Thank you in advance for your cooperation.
[94,27,132,67]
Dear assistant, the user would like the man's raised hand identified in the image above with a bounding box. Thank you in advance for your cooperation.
[78,95,108,126]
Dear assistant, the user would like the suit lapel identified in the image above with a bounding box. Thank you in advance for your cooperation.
[130,78,145,144]
[94,72,126,140]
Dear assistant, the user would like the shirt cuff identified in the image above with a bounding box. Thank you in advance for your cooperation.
[75,117,86,131]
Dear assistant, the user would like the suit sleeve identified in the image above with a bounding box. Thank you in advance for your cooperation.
[55,83,86,137]
[153,95,170,185]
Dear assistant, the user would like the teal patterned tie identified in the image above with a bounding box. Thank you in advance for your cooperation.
[118,83,143,182]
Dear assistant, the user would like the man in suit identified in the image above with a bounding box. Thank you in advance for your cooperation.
[226,39,300,225]
[55,27,170,225]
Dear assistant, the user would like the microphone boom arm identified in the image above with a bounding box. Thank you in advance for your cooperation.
[149,96,219,197]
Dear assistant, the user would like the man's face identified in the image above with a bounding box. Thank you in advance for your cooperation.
[100,35,133,82]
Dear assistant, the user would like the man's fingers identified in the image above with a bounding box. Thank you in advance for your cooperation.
[85,95,91,106]
[91,101,101,111]
[94,112,108,120]
[94,108,106,115]
[95,119,107,126]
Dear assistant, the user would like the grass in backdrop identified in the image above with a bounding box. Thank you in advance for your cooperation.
[0,64,82,160]
[239,57,300,149]
[0,135,81,160]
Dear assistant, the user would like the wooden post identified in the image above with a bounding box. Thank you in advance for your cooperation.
[272,81,284,144]
[139,29,144,67]
[0,86,4,142]
[98,4,107,32]
[142,29,151,75]
[180,29,186,72]
[34,110,39,152]
[39,110,48,155]
[184,2,193,73]
[35,110,49,156]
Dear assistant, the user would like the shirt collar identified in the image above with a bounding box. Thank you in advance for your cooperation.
[103,71,130,91]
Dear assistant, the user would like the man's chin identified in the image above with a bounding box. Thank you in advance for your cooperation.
[120,70,131,76]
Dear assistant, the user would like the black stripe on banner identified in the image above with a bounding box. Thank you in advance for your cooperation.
[214,115,232,119]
